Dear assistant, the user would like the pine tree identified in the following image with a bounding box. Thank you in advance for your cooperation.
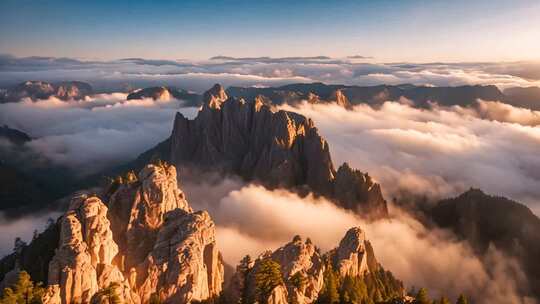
[437,296,451,304]
[92,282,122,304]
[456,294,468,304]
[254,259,283,303]
[237,255,253,304]
[316,267,339,304]
[414,288,430,304]
[290,272,307,291]
[0,271,45,304]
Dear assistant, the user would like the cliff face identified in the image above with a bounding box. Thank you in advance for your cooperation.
[47,194,137,304]
[168,84,388,218]
[332,227,378,278]
[41,163,224,304]
[227,227,401,304]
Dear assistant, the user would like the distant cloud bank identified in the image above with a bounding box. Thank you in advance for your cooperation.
[1,54,540,92]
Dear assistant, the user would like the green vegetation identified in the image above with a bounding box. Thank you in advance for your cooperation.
[91,282,122,304]
[436,296,451,304]
[414,288,430,304]
[254,258,284,303]
[316,264,403,304]
[456,294,468,304]
[408,288,468,304]
[0,222,59,286]
[290,272,307,291]
[0,271,45,304]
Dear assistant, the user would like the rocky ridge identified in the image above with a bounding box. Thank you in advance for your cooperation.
[226,82,506,108]
[40,163,224,304]
[164,84,388,217]
[226,227,402,304]
[0,81,93,102]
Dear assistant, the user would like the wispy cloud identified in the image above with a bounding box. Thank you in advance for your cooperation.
[2,55,540,93]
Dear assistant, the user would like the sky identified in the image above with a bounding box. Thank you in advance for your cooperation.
[1,0,540,62]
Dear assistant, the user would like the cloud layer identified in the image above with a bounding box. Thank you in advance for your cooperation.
[0,94,198,174]
[181,181,535,304]
[2,55,540,93]
[278,101,540,215]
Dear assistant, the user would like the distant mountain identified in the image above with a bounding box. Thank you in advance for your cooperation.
[126,86,202,106]
[0,126,50,214]
[431,189,540,298]
[503,86,540,110]
[0,125,31,145]
[227,82,506,108]
[117,84,389,218]
[0,81,93,103]
[0,126,79,216]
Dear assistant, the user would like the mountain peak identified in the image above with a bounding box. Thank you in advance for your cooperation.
[38,163,224,304]
[203,83,228,110]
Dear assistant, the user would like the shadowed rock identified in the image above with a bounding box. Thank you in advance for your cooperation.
[167,84,388,217]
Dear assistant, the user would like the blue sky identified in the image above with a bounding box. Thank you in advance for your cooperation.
[1,0,540,62]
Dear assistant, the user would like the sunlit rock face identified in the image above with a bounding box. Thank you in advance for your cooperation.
[168,84,387,218]
[127,86,172,101]
[137,209,224,303]
[0,80,92,102]
[228,227,390,304]
[126,86,203,105]
[46,195,137,304]
[332,227,378,278]
[42,163,224,304]
[270,236,325,304]
[108,164,192,270]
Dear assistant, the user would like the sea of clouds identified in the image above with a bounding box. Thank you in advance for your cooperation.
[2,55,540,92]
[279,100,540,215]
[180,179,536,304]
[0,94,199,175]
[1,55,540,303]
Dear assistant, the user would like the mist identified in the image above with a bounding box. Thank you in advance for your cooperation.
[182,181,536,304]
[0,94,199,175]
[0,211,61,257]
[278,100,540,215]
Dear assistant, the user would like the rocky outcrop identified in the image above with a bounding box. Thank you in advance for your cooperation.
[0,81,92,102]
[267,285,289,304]
[230,236,324,304]
[127,87,172,101]
[228,227,401,304]
[328,89,351,108]
[165,84,387,217]
[46,194,137,304]
[334,163,388,218]
[270,236,324,304]
[332,227,378,277]
[137,209,224,303]
[108,164,191,269]
[39,163,224,304]
[55,82,93,100]
[127,86,202,106]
